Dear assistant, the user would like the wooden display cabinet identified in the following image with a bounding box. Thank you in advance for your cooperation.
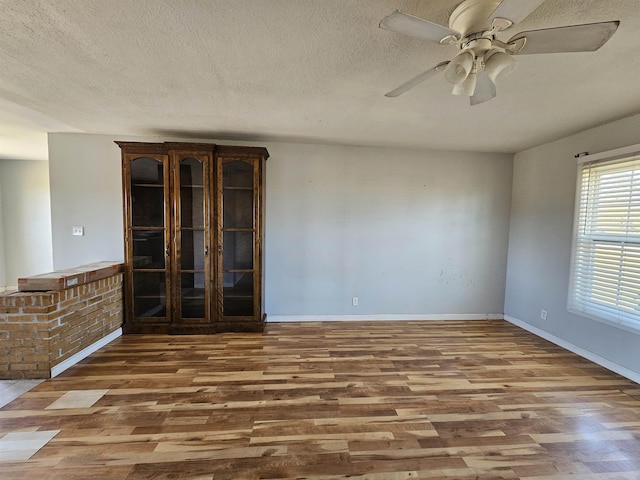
[118,141,268,334]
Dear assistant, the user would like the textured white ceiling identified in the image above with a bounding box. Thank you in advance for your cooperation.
[1,0,640,159]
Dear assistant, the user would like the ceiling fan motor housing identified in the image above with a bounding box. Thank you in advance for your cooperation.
[448,0,511,77]
[460,35,495,72]
[449,0,503,36]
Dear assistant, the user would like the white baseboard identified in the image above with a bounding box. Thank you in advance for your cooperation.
[267,314,504,322]
[504,315,640,384]
[50,328,122,378]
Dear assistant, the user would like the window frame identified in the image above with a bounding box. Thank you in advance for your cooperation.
[568,144,640,334]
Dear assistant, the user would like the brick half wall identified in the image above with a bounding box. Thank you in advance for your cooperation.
[0,273,123,379]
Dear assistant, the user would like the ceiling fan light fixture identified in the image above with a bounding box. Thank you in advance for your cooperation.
[379,3,619,105]
[452,72,477,96]
[444,50,475,85]
[484,50,517,84]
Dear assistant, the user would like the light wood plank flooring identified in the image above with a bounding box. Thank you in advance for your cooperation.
[1,320,639,479]
[0,379,44,408]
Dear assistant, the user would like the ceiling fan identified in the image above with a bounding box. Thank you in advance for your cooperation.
[380,0,619,105]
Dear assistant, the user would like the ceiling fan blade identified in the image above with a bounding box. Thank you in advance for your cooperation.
[488,0,545,26]
[509,21,619,55]
[384,63,448,97]
[470,72,496,106]
[380,11,460,43]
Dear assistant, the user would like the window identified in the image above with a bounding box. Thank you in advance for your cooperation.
[569,146,640,332]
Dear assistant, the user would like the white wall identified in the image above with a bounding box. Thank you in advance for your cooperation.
[0,159,53,286]
[504,112,640,376]
[48,133,513,317]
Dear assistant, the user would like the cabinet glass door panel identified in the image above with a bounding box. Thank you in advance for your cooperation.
[131,156,164,185]
[180,230,205,270]
[220,159,257,318]
[132,187,165,227]
[180,158,204,186]
[224,161,253,188]
[222,231,253,270]
[133,271,167,317]
[130,157,165,227]
[180,186,204,228]
[180,273,205,318]
[175,155,209,325]
[134,298,167,318]
[126,153,170,327]
[223,297,253,317]
[180,157,205,228]
[223,272,254,316]
[223,190,254,228]
[132,230,165,269]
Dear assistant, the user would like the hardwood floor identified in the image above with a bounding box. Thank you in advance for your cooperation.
[1,320,639,479]
[0,379,44,408]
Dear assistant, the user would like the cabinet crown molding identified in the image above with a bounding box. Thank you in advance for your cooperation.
[115,141,269,160]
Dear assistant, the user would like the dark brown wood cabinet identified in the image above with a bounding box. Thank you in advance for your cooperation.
[117,142,268,334]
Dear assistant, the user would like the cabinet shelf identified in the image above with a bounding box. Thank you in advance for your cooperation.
[132,183,164,188]
[223,186,253,190]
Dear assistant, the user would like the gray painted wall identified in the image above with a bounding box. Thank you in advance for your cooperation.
[504,112,640,375]
[0,180,5,287]
[0,159,53,286]
[48,134,124,268]
[266,143,513,316]
[48,133,513,317]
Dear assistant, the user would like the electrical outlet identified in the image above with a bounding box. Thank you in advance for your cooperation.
[540,309,548,320]
[72,226,84,236]
[352,297,359,306]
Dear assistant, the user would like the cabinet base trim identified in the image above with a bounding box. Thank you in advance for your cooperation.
[267,314,504,322]
[51,328,122,378]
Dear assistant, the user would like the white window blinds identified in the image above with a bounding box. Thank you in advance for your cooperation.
[569,149,640,332]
